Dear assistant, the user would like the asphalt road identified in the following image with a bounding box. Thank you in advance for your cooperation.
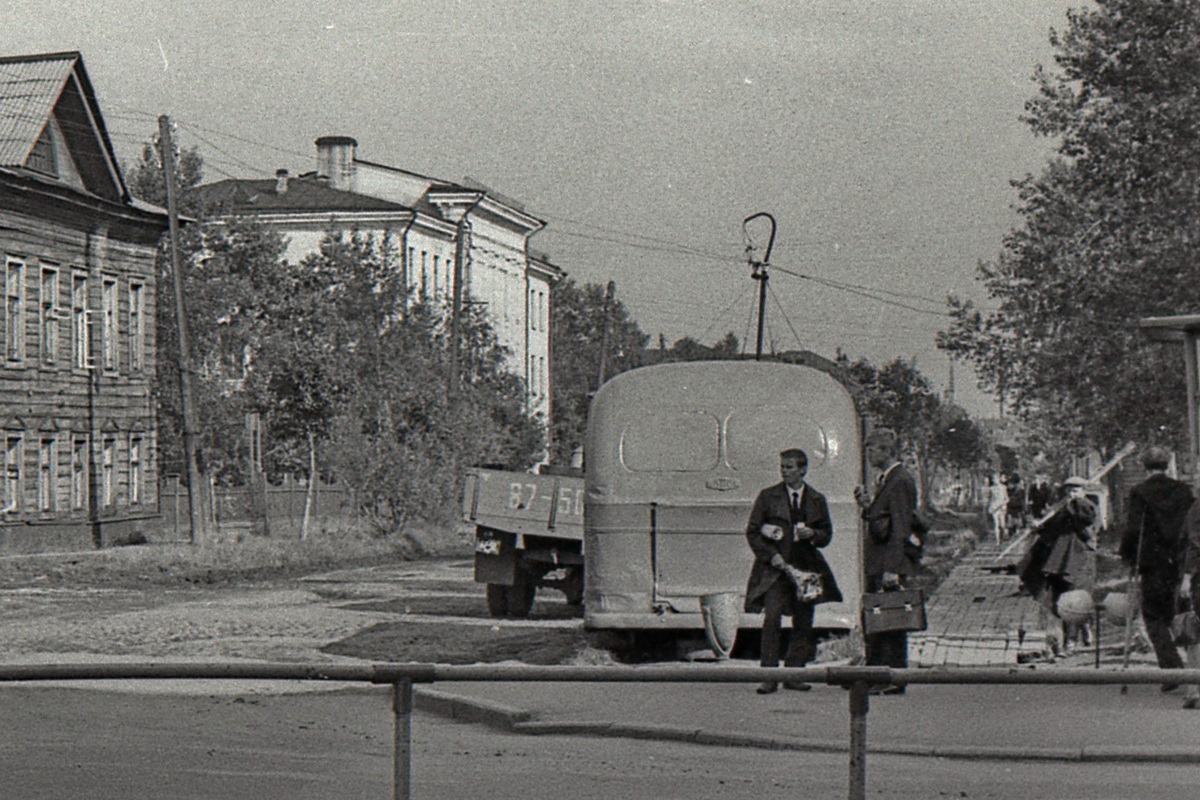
[0,684,1193,800]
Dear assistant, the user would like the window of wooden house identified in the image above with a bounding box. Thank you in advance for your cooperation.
[102,436,115,508]
[70,435,87,511]
[40,267,60,366]
[529,288,536,331]
[26,125,57,177]
[71,273,90,370]
[102,277,117,372]
[5,258,25,362]
[3,435,22,514]
[37,437,55,512]
[129,435,142,506]
[129,282,145,372]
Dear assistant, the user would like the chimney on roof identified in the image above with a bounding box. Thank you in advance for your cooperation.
[275,169,289,194]
[315,135,358,192]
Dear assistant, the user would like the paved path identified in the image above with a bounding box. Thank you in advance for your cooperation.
[910,539,1050,666]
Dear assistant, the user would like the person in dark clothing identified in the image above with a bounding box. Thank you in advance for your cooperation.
[1018,476,1097,657]
[854,428,922,693]
[1028,475,1053,520]
[1179,500,1200,709]
[1120,446,1195,688]
[744,448,842,695]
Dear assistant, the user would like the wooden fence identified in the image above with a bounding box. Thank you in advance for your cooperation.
[159,474,355,540]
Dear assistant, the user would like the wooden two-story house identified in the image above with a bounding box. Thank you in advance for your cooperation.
[0,51,169,551]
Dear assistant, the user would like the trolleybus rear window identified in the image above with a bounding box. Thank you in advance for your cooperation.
[620,411,719,472]
[725,407,835,470]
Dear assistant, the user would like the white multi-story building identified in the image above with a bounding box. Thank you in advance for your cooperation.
[198,136,563,426]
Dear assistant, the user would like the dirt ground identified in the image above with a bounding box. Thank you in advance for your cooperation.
[0,508,979,670]
[0,558,594,667]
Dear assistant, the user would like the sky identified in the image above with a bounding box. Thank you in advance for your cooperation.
[5,0,1085,419]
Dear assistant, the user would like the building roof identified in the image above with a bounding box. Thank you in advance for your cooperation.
[193,175,414,215]
[0,50,127,201]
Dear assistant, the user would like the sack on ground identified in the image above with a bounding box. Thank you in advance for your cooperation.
[862,588,927,634]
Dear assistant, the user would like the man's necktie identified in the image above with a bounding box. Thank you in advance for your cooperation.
[791,491,800,521]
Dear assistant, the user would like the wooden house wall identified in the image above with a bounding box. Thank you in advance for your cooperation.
[0,178,164,551]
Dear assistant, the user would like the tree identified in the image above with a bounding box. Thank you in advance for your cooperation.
[838,354,968,508]
[548,279,647,464]
[270,231,542,532]
[127,139,287,486]
[125,140,205,215]
[939,1,1200,455]
[645,332,742,363]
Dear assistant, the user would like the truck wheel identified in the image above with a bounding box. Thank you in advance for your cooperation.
[485,584,509,618]
[507,571,537,618]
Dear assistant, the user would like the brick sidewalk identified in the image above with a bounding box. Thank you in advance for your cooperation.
[910,539,1050,666]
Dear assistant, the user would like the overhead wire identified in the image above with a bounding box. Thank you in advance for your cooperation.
[35,100,1006,331]
[766,281,804,351]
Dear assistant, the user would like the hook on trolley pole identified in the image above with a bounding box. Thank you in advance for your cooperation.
[742,213,776,360]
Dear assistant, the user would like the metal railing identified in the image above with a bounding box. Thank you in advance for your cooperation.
[1,662,1198,800]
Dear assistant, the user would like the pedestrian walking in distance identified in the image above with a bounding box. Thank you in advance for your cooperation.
[986,474,1009,546]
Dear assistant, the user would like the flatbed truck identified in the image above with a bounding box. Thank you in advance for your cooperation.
[461,465,585,618]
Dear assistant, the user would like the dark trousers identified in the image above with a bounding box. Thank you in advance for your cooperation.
[760,581,816,668]
[1141,568,1184,670]
[866,631,909,668]
[864,576,909,669]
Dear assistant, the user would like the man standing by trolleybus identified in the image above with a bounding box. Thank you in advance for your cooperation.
[855,428,922,693]
[744,448,842,695]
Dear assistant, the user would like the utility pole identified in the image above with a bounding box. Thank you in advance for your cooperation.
[158,115,208,544]
[742,212,777,360]
[596,280,615,389]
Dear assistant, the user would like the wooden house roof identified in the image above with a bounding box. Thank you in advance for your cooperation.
[0,50,128,202]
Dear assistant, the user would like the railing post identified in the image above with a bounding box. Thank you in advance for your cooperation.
[393,678,413,800]
[847,681,870,800]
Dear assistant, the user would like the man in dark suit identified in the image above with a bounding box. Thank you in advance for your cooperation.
[854,428,922,693]
[744,448,842,695]
[1120,445,1194,688]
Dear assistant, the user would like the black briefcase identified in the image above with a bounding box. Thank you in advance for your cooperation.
[862,588,927,634]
